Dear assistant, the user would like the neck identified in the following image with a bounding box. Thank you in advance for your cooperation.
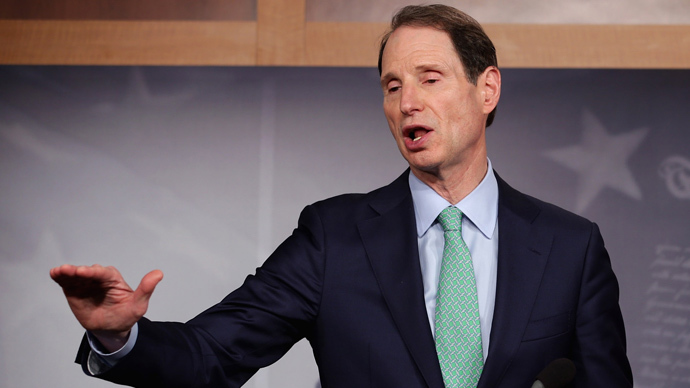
[411,155,488,204]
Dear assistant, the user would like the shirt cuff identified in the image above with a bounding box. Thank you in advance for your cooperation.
[85,322,139,374]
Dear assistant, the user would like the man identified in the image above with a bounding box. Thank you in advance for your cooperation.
[51,4,633,387]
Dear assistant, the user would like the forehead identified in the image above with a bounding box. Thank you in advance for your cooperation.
[381,26,460,72]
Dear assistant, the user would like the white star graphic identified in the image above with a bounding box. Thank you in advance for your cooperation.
[543,110,649,213]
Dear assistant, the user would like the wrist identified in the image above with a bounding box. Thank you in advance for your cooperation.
[90,329,131,353]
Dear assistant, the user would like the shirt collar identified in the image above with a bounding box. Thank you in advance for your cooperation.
[409,158,498,239]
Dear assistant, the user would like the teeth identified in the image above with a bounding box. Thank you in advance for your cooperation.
[413,136,422,142]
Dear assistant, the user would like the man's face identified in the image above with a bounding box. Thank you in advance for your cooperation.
[380,26,498,179]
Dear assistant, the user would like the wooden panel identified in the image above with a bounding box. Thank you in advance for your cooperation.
[305,22,386,66]
[485,24,690,69]
[256,0,306,65]
[0,20,257,65]
[303,0,690,25]
[305,23,690,69]
[1,20,688,68]
[0,0,256,20]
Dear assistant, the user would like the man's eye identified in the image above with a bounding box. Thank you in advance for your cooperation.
[388,86,401,93]
[426,79,438,84]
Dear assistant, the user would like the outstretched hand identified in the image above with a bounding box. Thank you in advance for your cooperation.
[50,264,163,351]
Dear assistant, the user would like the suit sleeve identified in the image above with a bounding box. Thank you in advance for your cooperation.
[76,204,326,388]
[571,222,633,387]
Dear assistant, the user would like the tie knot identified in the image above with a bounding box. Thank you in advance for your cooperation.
[437,206,463,232]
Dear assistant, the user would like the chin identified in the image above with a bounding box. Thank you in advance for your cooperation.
[407,154,439,169]
[409,162,442,176]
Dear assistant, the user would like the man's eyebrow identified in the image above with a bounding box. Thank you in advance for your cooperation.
[414,62,445,73]
[380,72,397,87]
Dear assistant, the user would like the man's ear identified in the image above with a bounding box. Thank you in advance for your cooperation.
[480,66,501,114]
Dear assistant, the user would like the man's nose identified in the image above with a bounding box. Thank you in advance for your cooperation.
[399,86,423,115]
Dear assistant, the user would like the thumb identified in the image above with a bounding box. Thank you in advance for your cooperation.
[134,269,164,303]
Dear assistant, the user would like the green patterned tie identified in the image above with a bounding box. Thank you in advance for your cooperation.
[435,206,483,387]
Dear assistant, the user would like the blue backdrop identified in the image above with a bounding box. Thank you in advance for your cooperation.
[1,66,688,388]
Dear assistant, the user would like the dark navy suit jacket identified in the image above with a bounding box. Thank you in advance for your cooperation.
[78,170,633,387]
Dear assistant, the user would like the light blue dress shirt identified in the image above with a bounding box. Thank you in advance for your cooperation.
[410,159,499,361]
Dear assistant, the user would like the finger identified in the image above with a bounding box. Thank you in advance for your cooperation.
[50,264,77,280]
[131,270,163,317]
[51,264,120,290]
[74,264,121,283]
[135,270,164,300]
[50,264,83,286]
[49,266,60,280]
[74,264,102,278]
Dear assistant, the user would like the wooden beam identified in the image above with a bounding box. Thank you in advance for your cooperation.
[1,20,688,68]
[256,0,306,65]
[303,23,690,69]
[0,20,257,65]
[485,24,690,69]
[305,22,386,67]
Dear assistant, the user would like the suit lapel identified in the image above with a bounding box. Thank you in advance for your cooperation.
[358,171,445,388]
[479,175,554,388]
[356,171,554,387]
